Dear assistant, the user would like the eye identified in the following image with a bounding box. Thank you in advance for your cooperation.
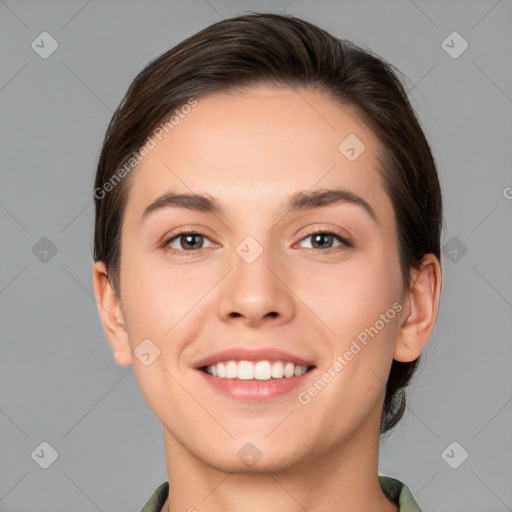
[163,231,216,252]
[162,229,352,253]
[297,230,352,250]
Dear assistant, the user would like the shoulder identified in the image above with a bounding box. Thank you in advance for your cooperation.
[379,475,424,511]
[140,481,169,512]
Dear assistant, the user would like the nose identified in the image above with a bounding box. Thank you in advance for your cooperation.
[216,243,296,328]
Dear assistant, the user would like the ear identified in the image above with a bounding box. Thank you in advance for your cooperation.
[394,254,442,362]
[93,261,133,366]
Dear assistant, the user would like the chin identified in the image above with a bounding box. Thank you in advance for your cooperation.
[194,438,306,475]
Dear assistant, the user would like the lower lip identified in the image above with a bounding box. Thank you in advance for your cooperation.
[196,368,315,401]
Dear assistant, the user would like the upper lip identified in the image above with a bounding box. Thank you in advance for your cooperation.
[194,347,316,369]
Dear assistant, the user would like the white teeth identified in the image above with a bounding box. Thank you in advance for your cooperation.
[226,360,237,378]
[284,362,295,378]
[204,360,310,380]
[270,361,284,378]
[254,361,272,380]
[294,364,306,376]
[238,360,254,380]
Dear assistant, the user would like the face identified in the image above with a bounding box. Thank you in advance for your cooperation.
[115,86,408,472]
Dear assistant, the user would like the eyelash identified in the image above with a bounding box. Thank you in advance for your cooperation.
[161,228,353,254]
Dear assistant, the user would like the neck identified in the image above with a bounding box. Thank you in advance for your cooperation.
[159,416,397,512]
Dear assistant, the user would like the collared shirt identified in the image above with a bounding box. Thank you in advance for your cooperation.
[140,476,423,511]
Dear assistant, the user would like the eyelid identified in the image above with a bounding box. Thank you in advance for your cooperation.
[295,221,353,242]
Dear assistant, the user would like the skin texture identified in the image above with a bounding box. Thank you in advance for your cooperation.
[93,85,441,512]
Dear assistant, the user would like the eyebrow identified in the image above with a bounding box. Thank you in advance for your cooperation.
[141,188,377,223]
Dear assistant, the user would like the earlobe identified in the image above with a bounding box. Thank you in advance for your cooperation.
[92,261,133,366]
[394,254,442,362]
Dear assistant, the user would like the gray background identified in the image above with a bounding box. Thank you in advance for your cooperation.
[1,0,511,511]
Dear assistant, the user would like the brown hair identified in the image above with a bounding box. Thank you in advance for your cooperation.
[94,12,442,434]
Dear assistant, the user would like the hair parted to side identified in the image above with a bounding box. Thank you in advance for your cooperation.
[93,12,442,435]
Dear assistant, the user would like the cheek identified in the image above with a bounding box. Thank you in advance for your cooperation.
[301,254,400,329]
[294,250,402,386]
[120,251,218,341]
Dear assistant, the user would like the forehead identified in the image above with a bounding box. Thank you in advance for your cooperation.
[125,85,393,225]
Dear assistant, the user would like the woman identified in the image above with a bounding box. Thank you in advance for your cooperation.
[93,13,442,512]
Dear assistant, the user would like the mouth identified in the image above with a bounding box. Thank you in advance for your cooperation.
[194,347,317,401]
